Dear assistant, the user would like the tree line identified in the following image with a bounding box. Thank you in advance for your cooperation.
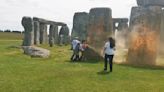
[0,29,24,33]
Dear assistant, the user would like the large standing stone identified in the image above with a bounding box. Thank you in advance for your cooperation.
[113,18,128,32]
[117,19,128,31]
[34,21,40,45]
[86,8,113,60]
[59,25,69,45]
[53,25,59,44]
[71,12,89,40]
[40,23,48,44]
[49,25,58,47]
[137,0,164,7]
[113,18,129,49]
[127,6,162,66]
[22,17,34,46]
[160,10,164,54]
[49,25,55,47]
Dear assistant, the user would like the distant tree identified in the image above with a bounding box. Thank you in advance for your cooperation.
[4,29,11,32]
[22,31,25,34]
[0,29,3,32]
[12,30,21,33]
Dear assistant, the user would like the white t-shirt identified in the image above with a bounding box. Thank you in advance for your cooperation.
[72,39,80,50]
[104,41,115,55]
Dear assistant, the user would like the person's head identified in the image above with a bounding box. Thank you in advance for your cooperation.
[74,37,79,40]
[108,37,115,48]
[82,40,86,44]
[108,37,113,42]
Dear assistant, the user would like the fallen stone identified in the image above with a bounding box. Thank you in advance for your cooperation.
[22,46,50,58]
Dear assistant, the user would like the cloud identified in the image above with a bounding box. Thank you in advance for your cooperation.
[0,0,137,30]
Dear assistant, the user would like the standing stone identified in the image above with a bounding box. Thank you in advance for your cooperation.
[59,25,69,45]
[71,12,89,41]
[40,23,48,44]
[49,25,55,47]
[113,18,129,49]
[86,8,113,60]
[117,20,128,31]
[113,18,128,32]
[160,10,164,54]
[127,6,162,66]
[49,25,58,47]
[53,25,59,44]
[34,21,40,45]
[137,0,164,7]
[22,17,34,46]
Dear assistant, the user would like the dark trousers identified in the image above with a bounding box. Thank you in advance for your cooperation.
[71,50,79,61]
[79,51,85,61]
[104,54,114,72]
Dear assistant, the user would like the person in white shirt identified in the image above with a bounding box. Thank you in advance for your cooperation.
[79,40,88,61]
[103,37,115,72]
[71,37,80,61]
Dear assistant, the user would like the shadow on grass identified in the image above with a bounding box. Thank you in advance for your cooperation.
[6,45,22,49]
[119,63,164,70]
[97,70,110,75]
[66,59,101,64]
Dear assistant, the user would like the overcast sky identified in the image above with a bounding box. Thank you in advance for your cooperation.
[0,0,137,31]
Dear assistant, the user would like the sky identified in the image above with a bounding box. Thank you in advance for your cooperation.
[0,0,137,31]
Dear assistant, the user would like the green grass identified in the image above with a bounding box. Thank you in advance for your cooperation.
[0,32,23,40]
[0,36,164,92]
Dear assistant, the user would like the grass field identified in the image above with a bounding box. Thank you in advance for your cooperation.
[0,33,164,92]
[0,32,23,40]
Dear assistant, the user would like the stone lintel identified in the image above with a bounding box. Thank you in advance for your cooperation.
[33,17,66,26]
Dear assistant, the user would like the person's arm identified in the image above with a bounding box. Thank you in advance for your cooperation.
[71,40,74,50]
[103,42,107,55]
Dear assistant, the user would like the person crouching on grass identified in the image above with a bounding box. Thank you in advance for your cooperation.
[79,40,88,61]
[71,37,80,61]
[103,37,116,72]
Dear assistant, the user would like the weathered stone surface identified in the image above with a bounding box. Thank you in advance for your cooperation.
[49,25,55,47]
[160,10,164,54]
[113,18,128,23]
[22,17,34,46]
[59,25,69,45]
[71,12,89,40]
[34,21,40,45]
[40,23,48,44]
[117,22,128,31]
[84,46,103,61]
[113,18,128,31]
[22,46,50,58]
[49,25,58,47]
[128,6,162,66]
[86,8,113,60]
[33,17,66,26]
[22,16,68,47]
[53,26,59,44]
[113,18,129,49]
[137,0,164,7]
